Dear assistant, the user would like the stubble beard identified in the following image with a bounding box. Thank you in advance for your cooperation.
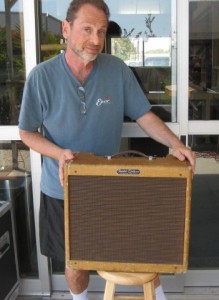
[70,43,100,63]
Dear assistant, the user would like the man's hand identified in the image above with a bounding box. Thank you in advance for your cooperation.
[137,112,196,173]
[170,146,196,173]
[59,149,76,186]
[19,129,77,187]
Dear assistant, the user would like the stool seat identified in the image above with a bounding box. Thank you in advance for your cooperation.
[98,271,158,300]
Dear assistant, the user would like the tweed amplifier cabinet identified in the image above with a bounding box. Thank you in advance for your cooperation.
[64,152,192,273]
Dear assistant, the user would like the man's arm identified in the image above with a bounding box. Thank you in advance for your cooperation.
[136,111,196,172]
[19,129,74,185]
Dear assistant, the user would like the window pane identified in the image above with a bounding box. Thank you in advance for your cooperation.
[188,135,219,268]
[37,0,176,123]
[38,0,67,62]
[120,137,169,157]
[0,0,25,125]
[189,1,219,120]
[0,141,38,277]
[106,0,176,122]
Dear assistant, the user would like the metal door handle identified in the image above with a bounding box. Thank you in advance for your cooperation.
[0,231,10,259]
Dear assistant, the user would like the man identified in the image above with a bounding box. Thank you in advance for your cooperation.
[18,1,195,300]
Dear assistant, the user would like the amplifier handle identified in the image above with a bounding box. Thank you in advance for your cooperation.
[109,150,153,159]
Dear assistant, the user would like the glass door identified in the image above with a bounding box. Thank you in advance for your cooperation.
[185,0,219,289]
[107,0,176,124]
[105,0,178,159]
[0,0,44,296]
[0,0,36,277]
[13,0,219,296]
[189,0,219,122]
[35,0,184,294]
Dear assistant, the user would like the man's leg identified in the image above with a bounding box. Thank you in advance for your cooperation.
[65,268,89,300]
[155,277,167,300]
[65,269,166,300]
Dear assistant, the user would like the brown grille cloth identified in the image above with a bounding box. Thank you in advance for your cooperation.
[68,176,186,265]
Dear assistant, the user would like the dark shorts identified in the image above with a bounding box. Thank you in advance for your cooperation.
[39,193,65,262]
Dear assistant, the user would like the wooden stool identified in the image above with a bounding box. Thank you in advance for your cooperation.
[98,271,158,300]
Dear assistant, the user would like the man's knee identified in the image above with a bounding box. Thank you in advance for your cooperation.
[65,268,89,292]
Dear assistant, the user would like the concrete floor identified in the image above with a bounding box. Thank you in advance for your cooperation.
[16,291,219,300]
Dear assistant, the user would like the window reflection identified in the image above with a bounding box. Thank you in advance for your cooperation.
[111,37,171,68]
[37,0,65,62]
[37,0,175,123]
[189,1,219,120]
[0,141,38,277]
[188,134,219,269]
[189,134,219,153]
[0,0,25,125]
[105,0,175,122]
[120,137,168,158]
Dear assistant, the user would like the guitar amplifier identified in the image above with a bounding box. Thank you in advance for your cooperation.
[64,152,192,273]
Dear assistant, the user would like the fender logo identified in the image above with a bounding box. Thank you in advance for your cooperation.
[117,169,140,175]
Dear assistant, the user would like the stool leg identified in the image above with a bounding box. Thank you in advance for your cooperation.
[143,281,155,300]
[103,280,116,300]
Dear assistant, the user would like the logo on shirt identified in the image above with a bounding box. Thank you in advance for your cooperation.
[96,96,111,107]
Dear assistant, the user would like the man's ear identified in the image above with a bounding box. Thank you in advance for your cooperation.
[62,20,70,40]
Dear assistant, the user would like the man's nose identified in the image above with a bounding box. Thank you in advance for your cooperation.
[90,31,101,45]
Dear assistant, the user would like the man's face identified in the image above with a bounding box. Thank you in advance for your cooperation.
[63,4,108,63]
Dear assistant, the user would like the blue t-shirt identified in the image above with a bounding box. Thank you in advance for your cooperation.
[19,52,151,199]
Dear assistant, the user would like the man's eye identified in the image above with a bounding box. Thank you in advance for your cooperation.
[84,27,91,34]
[98,30,106,38]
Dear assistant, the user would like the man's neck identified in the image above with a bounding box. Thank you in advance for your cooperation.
[65,51,94,84]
